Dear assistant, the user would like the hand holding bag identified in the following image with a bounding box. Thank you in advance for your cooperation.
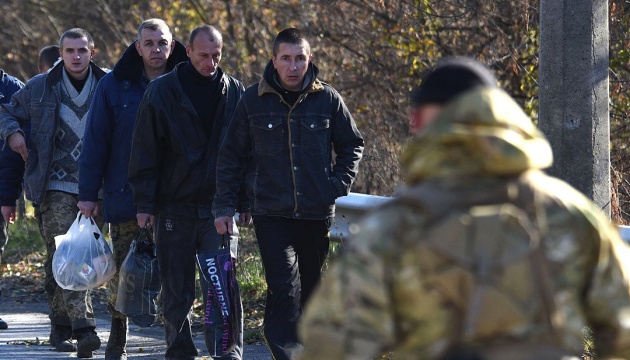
[197,230,242,357]
[115,226,160,327]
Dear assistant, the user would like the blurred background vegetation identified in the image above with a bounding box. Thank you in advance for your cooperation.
[2,0,629,219]
[1,0,629,349]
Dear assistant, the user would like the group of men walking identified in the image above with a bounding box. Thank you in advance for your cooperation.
[0,19,364,360]
[2,13,630,360]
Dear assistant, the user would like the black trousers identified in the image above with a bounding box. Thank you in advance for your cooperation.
[156,211,243,360]
[253,216,330,360]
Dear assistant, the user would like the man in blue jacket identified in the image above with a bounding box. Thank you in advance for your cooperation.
[78,19,187,360]
[0,69,24,331]
[0,28,107,358]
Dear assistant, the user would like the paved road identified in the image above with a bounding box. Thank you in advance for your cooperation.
[0,300,273,359]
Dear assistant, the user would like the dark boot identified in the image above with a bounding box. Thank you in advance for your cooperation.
[75,329,101,358]
[50,324,76,352]
[105,317,128,360]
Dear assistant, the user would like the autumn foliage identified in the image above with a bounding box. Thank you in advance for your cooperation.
[0,0,629,222]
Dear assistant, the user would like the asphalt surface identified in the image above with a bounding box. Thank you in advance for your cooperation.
[0,299,273,359]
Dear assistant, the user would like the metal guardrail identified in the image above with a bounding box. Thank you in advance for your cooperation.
[619,226,630,243]
[333,192,630,243]
[331,192,392,241]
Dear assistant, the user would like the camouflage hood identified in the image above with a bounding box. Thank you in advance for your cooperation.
[401,87,553,185]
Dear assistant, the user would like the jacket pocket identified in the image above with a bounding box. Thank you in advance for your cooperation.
[251,116,284,156]
[30,103,56,136]
[301,116,330,156]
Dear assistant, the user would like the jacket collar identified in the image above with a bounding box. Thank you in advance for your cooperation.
[46,60,107,85]
[171,62,230,94]
[113,40,188,82]
[258,60,323,97]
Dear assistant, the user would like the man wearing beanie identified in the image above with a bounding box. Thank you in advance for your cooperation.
[409,57,498,134]
[299,72,630,357]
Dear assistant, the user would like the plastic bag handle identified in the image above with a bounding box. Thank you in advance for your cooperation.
[222,234,230,249]
[76,211,102,240]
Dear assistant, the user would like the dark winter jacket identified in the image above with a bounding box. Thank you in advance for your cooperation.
[79,40,188,223]
[0,70,25,206]
[0,61,107,205]
[128,63,245,217]
[213,61,364,220]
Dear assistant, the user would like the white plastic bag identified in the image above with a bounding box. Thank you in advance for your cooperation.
[52,212,116,291]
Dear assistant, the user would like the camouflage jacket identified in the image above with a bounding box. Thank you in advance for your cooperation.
[299,88,630,360]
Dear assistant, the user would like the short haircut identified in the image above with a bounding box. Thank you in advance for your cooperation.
[273,28,310,57]
[59,28,95,50]
[38,45,60,70]
[137,18,171,40]
[410,57,498,108]
[188,25,222,46]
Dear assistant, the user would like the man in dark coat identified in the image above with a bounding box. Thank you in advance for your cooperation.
[213,28,364,360]
[128,24,246,360]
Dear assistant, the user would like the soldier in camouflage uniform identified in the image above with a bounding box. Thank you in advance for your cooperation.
[299,86,630,359]
[0,29,106,357]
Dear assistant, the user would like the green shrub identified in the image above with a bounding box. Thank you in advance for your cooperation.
[3,215,44,264]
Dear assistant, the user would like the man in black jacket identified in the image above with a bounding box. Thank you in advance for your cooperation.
[213,28,364,360]
[128,24,246,360]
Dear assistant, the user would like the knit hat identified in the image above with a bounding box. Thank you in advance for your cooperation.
[410,57,498,107]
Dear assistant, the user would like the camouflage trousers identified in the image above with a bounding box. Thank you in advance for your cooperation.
[107,219,137,320]
[37,191,102,331]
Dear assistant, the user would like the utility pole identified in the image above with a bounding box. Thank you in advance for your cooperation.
[538,0,610,216]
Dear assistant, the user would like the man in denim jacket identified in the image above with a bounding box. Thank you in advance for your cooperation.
[213,27,364,360]
[0,28,107,358]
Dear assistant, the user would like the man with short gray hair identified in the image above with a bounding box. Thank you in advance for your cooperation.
[78,18,187,360]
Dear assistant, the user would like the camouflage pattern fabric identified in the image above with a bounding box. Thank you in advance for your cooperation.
[37,190,102,330]
[107,219,137,320]
[299,88,630,360]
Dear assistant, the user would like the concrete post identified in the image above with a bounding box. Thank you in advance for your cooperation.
[538,0,610,215]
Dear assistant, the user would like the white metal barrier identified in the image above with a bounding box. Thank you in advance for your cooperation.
[332,192,392,241]
[334,192,630,243]
[619,226,630,243]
